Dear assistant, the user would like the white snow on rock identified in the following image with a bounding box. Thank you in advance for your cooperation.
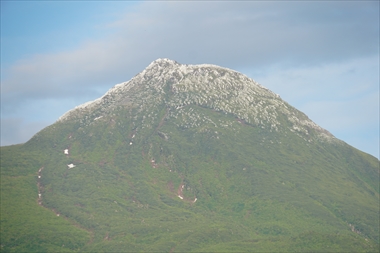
[55,58,336,143]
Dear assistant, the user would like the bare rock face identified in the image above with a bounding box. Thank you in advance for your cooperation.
[58,58,335,142]
[4,59,378,252]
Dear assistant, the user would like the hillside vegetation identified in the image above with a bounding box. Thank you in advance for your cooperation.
[1,59,379,252]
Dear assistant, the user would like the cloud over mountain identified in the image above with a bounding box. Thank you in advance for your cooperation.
[1,1,378,157]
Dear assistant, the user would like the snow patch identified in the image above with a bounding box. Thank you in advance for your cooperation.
[55,58,335,144]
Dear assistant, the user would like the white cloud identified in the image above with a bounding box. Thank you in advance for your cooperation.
[3,1,378,103]
[1,1,379,157]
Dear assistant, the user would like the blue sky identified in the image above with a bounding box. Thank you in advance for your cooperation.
[1,1,379,159]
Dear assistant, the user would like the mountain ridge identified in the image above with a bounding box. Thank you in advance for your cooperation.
[1,58,378,252]
[57,58,335,143]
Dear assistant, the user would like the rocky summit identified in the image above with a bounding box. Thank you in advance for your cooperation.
[1,59,379,252]
[58,58,332,142]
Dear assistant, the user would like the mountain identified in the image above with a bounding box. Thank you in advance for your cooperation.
[1,58,379,252]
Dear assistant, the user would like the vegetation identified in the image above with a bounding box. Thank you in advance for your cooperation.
[1,104,378,252]
[1,60,379,252]
[0,145,90,252]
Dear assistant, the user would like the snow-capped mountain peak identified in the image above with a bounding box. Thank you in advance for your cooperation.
[57,59,335,142]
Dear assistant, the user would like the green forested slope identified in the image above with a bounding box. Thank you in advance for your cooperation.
[1,59,379,252]
[1,103,378,252]
[0,145,90,252]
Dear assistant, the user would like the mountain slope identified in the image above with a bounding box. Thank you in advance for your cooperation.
[1,59,379,252]
[58,59,333,141]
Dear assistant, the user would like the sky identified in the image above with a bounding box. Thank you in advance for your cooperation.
[1,1,379,159]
